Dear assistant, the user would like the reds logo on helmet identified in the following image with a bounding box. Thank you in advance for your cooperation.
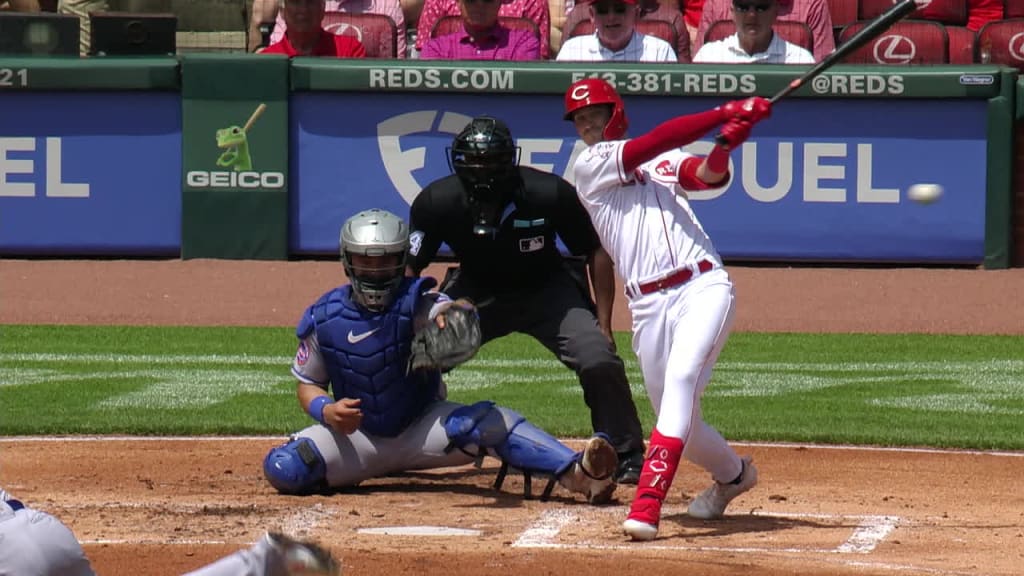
[563,78,629,141]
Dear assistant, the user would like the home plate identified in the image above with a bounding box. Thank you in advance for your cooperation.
[356,526,482,536]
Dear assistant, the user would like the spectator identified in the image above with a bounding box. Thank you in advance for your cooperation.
[696,0,833,62]
[420,0,541,59]
[261,0,367,57]
[548,0,569,54]
[681,0,702,46]
[57,0,106,56]
[6,0,41,11]
[557,0,677,62]
[562,0,691,62]
[416,0,550,58]
[249,0,407,56]
[400,0,424,33]
[693,0,813,63]
[967,0,1003,32]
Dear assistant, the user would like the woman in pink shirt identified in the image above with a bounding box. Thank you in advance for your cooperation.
[420,0,541,59]
[417,0,551,57]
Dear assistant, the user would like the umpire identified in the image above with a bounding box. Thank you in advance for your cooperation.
[407,115,645,483]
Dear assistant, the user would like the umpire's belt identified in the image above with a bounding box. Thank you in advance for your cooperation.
[625,259,714,299]
[6,499,24,512]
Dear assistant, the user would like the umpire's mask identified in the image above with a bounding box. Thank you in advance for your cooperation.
[448,116,521,237]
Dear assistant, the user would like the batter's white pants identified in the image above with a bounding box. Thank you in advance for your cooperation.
[627,267,744,484]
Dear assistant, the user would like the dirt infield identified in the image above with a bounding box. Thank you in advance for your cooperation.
[2,260,1023,576]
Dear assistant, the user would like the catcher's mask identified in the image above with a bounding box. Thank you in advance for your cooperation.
[448,116,521,237]
[563,78,629,141]
[340,208,409,312]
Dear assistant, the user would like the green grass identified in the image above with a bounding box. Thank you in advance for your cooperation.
[2,325,1022,450]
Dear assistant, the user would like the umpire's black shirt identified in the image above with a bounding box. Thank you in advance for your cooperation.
[408,167,601,295]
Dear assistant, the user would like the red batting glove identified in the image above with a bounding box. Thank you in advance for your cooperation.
[716,118,754,150]
[718,97,772,124]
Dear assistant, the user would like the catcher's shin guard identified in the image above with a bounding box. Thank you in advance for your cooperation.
[444,402,580,498]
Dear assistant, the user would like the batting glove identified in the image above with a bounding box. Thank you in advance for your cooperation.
[716,118,754,149]
[718,97,772,124]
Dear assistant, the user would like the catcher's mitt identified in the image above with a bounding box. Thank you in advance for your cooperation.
[409,300,482,372]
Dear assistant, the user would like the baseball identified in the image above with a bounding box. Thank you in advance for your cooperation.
[907,183,943,204]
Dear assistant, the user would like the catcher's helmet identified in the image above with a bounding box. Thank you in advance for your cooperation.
[339,208,408,311]
[563,78,629,141]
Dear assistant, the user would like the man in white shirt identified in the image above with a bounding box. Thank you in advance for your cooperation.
[693,0,814,64]
[556,0,676,62]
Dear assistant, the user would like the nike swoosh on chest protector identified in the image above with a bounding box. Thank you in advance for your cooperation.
[347,328,381,344]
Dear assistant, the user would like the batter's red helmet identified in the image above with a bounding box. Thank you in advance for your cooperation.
[563,78,629,141]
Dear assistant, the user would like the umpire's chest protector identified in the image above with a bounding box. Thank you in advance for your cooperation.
[301,278,441,437]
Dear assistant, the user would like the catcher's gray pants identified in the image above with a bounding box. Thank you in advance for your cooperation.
[442,265,646,456]
[296,400,477,488]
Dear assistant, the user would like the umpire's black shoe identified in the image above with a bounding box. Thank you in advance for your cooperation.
[616,450,644,484]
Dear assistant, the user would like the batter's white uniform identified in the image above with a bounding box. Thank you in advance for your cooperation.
[572,140,744,484]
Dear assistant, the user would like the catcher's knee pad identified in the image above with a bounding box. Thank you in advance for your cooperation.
[263,437,327,495]
[444,401,577,476]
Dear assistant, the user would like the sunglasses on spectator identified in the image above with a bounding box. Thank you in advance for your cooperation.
[732,2,774,12]
[593,3,629,15]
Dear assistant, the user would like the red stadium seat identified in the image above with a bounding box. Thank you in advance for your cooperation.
[860,0,968,25]
[320,12,398,58]
[978,18,1024,72]
[945,25,977,64]
[567,18,679,51]
[703,19,815,52]
[431,15,541,40]
[827,0,859,27]
[1008,0,1024,19]
[838,19,949,64]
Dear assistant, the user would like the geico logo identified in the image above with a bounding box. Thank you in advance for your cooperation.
[186,171,285,188]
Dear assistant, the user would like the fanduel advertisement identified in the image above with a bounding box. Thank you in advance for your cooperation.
[292,93,986,263]
[0,92,181,254]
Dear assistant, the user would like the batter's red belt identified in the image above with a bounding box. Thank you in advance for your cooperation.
[626,259,714,299]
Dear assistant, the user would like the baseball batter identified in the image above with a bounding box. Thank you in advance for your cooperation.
[0,487,339,575]
[262,209,619,504]
[562,78,771,540]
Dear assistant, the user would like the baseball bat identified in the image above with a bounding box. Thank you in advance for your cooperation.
[243,103,267,133]
[714,0,919,145]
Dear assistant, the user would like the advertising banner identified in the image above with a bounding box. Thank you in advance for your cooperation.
[182,100,287,193]
[290,93,987,263]
[0,92,181,255]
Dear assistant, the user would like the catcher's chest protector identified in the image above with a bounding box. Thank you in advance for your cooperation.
[310,279,440,437]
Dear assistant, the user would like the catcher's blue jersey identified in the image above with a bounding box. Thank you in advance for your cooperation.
[297,277,442,437]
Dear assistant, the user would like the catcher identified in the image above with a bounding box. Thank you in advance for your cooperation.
[263,208,618,504]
